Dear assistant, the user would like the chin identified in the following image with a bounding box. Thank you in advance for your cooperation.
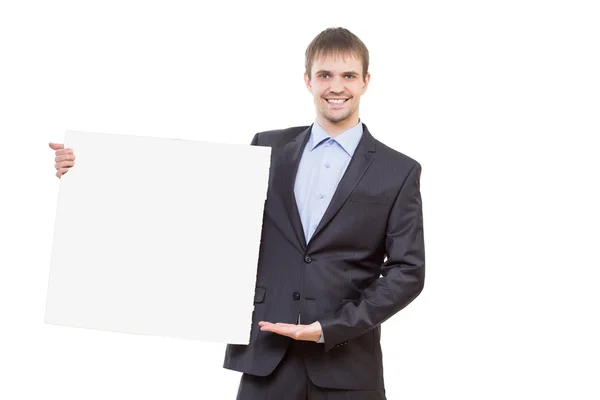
[327,117,349,123]
[323,112,353,124]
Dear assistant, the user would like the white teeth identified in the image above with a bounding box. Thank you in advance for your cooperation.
[327,99,347,104]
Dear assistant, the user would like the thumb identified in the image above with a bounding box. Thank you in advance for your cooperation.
[49,142,64,150]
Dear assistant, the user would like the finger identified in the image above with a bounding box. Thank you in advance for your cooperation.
[260,324,295,334]
[55,148,73,157]
[49,142,64,150]
[56,167,69,178]
[260,325,286,334]
[259,322,300,331]
[55,160,75,169]
[259,321,294,328]
[266,327,304,341]
[259,323,279,331]
[55,154,76,163]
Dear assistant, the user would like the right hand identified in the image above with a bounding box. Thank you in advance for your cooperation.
[49,142,76,179]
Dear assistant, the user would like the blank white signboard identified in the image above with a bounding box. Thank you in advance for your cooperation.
[45,131,271,344]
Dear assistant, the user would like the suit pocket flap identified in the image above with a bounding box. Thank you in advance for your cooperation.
[254,287,266,303]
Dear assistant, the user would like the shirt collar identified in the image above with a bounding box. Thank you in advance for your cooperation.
[308,119,364,157]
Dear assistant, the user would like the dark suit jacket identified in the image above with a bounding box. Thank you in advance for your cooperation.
[223,123,425,391]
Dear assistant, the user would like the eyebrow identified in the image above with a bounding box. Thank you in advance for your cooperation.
[315,70,360,76]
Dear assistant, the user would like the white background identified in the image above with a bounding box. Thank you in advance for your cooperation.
[1,0,598,399]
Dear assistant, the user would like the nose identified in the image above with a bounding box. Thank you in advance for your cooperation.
[329,75,345,93]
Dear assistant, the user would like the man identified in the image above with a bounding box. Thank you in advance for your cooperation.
[50,27,425,399]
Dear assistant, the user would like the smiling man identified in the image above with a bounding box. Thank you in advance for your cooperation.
[50,27,425,399]
[223,28,425,399]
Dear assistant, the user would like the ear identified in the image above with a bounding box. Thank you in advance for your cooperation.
[304,72,312,92]
[361,72,371,94]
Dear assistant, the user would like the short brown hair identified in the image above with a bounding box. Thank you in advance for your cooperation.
[305,27,369,80]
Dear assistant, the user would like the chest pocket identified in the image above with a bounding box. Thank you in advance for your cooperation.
[349,193,390,206]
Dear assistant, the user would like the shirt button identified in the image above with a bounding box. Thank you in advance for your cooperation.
[318,193,325,199]
[293,292,301,300]
[325,162,331,168]
[304,255,312,263]
[328,140,334,146]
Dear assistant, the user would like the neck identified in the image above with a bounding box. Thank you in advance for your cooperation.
[316,115,360,138]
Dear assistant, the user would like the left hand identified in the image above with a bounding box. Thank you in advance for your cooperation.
[258,320,322,342]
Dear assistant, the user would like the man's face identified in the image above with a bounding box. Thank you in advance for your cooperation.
[304,53,370,128]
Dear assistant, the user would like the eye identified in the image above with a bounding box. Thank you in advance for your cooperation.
[345,75,356,79]
[320,73,330,79]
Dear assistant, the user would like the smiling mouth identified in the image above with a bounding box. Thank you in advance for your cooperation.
[325,98,350,104]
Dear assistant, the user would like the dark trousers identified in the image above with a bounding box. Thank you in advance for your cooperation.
[236,341,386,400]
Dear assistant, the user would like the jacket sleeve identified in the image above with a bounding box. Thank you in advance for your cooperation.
[318,162,426,352]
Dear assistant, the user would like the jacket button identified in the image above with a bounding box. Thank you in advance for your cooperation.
[293,292,300,300]
[304,255,312,263]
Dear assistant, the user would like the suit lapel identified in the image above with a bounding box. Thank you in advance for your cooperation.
[270,126,311,252]
[267,124,377,252]
[309,125,377,244]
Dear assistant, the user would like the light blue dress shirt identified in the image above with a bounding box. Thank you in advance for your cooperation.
[293,120,364,342]
[294,120,364,243]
